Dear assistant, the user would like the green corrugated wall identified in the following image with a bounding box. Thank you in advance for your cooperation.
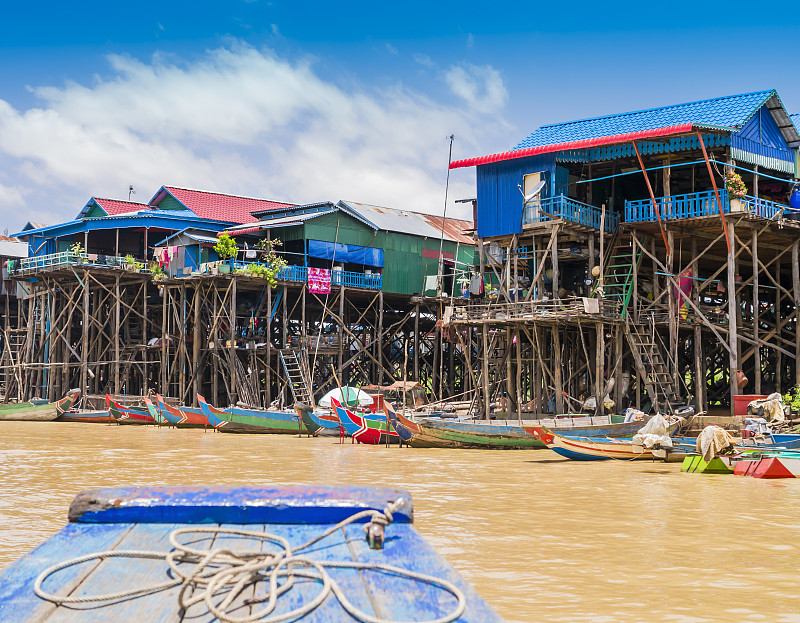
[301,212,474,296]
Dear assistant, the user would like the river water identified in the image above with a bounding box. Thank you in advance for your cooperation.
[1,421,799,622]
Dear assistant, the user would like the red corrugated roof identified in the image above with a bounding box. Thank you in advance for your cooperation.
[450,123,695,169]
[161,187,295,224]
[93,198,152,216]
[420,214,475,245]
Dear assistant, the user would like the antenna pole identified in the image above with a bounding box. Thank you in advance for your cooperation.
[437,134,455,297]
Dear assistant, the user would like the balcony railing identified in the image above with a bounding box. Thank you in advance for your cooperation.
[523,195,618,233]
[625,190,791,223]
[10,252,145,276]
[230,260,382,290]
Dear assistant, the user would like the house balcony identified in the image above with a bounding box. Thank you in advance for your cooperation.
[522,195,618,233]
[625,190,791,223]
[227,260,382,290]
[9,252,146,277]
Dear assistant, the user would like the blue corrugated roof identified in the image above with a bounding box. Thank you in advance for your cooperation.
[514,90,775,150]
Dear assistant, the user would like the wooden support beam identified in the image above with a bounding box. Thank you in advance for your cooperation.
[696,130,731,254]
[727,221,739,409]
[752,230,761,394]
[632,141,670,254]
[793,241,800,388]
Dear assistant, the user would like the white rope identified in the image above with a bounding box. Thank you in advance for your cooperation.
[33,498,466,623]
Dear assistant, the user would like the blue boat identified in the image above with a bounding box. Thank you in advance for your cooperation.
[0,485,502,622]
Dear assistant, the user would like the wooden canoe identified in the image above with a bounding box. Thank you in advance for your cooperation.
[532,426,666,460]
[0,389,80,422]
[333,399,400,445]
[197,395,302,434]
[156,394,210,428]
[295,403,341,437]
[387,406,543,449]
[56,409,111,424]
[0,485,503,622]
[105,395,156,425]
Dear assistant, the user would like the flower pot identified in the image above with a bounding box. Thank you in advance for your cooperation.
[219,264,231,274]
[730,198,742,212]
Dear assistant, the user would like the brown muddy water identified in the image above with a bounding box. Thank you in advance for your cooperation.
[1,421,800,622]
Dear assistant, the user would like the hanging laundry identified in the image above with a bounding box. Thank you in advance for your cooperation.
[308,267,331,294]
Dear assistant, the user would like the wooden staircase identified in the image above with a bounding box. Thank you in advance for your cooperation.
[624,320,683,414]
[0,329,26,400]
[279,349,314,406]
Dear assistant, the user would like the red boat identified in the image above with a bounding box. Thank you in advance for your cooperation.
[331,398,400,445]
[155,394,211,428]
[105,395,156,425]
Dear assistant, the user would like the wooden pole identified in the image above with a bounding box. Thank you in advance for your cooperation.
[696,130,731,254]
[752,230,761,394]
[728,221,739,411]
[193,283,201,406]
[793,241,800,388]
[482,324,490,420]
[553,326,564,413]
[515,327,522,424]
[551,228,559,298]
[632,141,670,255]
[230,276,237,404]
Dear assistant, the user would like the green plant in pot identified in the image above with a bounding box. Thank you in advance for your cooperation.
[70,241,85,263]
[214,233,237,273]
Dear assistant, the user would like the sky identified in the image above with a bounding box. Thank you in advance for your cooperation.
[0,0,798,231]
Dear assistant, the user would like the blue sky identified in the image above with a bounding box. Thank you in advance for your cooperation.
[1,0,798,228]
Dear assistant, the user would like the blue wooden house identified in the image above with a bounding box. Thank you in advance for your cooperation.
[451,89,800,418]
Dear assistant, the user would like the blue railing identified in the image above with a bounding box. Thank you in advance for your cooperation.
[625,190,727,222]
[625,191,791,223]
[523,195,618,233]
[232,260,381,290]
[10,252,146,276]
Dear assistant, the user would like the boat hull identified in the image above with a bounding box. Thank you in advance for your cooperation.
[0,390,80,422]
[534,427,662,460]
[156,395,210,428]
[333,401,399,445]
[56,410,111,424]
[106,395,156,425]
[389,408,542,449]
[197,395,302,433]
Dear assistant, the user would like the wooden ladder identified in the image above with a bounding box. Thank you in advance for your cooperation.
[279,349,314,406]
[624,319,683,414]
[599,233,646,319]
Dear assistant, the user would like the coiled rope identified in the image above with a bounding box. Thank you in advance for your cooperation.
[33,498,466,623]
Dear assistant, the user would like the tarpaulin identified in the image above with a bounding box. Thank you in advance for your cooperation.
[307,239,383,267]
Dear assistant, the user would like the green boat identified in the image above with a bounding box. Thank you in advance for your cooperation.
[680,455,733,474]
[198,396,303,434]
[0,390,80,422]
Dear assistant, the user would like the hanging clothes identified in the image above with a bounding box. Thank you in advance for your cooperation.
[308,267,331,294]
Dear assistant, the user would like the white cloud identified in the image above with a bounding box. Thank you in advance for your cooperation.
[0,44,512,230]
[444,63,507,114]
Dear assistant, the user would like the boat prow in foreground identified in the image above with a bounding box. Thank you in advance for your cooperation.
[0,485,503,622]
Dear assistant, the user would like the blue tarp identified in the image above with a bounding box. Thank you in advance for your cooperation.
[307,239,383,267]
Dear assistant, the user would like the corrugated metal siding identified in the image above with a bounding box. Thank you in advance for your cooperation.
[476,153,556,238]
[155,196,190,212]
[731,104,794,172]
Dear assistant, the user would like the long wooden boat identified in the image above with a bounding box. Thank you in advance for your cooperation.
[105,395,156,425]
[56,409,111,424]
[294,402,341,437]
[155,394,210,428]
[0,389,80,422]
[197,395,302,434]
[142,396,171,426]
[333,399,400,445]
[0,485,502,622]
[387,406,543,449]
[532,426,668,460]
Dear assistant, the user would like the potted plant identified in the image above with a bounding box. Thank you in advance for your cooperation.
[214,233,237,274]
[149,262,166,281]
[724,170,747,212]
[124,254,144,271]
[70,241,85,264]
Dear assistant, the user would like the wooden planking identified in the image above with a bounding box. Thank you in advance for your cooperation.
[248,523,377,621]
[0,523,132,623]
[180,523,266,623]
[44,523,185,623]
[343,523,503,622]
